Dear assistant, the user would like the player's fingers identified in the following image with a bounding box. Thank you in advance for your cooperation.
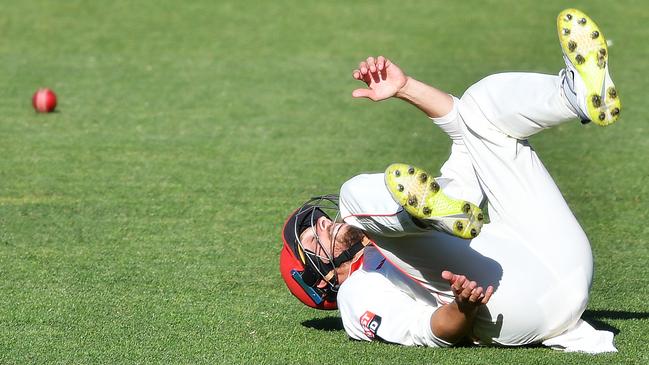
[458,279,472,299]
[463,280,476,295]
[362,71,374,86]
[359,61,368,75]
[469,287,483,302]
[370,68,381,83]
[460,282,475,299]
[452,275,466,292]
[366,56,376,73]
[352,70,361,80]
[377,56,386,71]
[481,286,495,304]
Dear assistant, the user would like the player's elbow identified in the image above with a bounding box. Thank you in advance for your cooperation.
[430,303,475,345]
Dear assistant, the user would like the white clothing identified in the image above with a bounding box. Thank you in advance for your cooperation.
[338,246,451,347]
[336,72,616,352]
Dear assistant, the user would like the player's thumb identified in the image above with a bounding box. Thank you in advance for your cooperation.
[352,88,374,99]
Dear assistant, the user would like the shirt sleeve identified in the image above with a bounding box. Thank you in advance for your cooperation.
[337,269,451,348]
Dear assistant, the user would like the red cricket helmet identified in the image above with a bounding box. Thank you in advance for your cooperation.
[279,195,340,310]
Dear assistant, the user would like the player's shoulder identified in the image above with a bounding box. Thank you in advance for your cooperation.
[338,266,390,308]
[337,269,394,341]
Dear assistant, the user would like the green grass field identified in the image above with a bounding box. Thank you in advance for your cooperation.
[1,0,648,363]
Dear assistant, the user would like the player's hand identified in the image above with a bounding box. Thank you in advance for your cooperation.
[441,270,494,313]
[352,56,408,101]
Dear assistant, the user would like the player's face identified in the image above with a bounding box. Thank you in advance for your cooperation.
[299,216,350,262]
[298,216,356,287]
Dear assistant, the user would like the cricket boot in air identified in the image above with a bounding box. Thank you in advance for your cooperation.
[558,8,620,126]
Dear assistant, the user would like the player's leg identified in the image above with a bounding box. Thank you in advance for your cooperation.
[461,8,619,139]
[457,104,593,322]
[459,72,576,139]
[454,67,594,328]
[457,8,615,234]
[339,144,485,240]
[339,173,430,238]
[452,9,621,337]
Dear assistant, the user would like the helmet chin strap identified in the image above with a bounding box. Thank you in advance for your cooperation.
[332,236,371,267]
[323,236,372,285]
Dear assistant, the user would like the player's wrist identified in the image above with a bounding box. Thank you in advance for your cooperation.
[395,76,414,99]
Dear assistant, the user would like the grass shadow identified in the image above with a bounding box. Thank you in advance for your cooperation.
[301,317,344,332]
[582,309,649,335]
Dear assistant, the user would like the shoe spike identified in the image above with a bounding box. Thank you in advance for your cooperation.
[591,95,601,108]
[568,40,577,52]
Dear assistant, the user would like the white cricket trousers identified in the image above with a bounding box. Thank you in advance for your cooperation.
[457,72,593,288]
[339,72,594,345]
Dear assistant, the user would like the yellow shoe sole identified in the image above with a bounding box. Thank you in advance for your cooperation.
[384,163,483,239]
[557,8,621,126]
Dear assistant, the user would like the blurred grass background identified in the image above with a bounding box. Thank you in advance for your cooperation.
[0,0,647,363]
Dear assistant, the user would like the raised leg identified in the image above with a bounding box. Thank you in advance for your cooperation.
[460,72,577,139]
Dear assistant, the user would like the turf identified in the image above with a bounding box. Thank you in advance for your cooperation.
[1,0,648,363]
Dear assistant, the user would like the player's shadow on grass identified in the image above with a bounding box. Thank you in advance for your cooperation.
[582,309,649,335]
[300,310,649,336]
[302,317,344,332]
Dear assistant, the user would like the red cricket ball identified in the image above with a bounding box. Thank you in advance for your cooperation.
[32,88,57,113]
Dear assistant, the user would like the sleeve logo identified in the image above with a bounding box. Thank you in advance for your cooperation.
[359,311,382,339]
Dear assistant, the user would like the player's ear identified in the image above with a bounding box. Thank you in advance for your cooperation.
[316,216,327,231]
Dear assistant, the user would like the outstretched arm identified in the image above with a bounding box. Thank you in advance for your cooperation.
[430,270,494,344]
[352,56,454,118]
